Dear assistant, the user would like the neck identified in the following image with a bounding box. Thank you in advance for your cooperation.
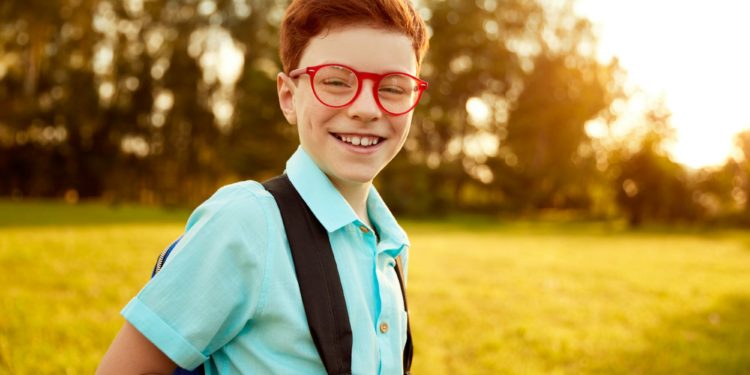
[330,178,372,227]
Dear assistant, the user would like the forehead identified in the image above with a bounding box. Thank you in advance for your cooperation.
[297,25,417,74]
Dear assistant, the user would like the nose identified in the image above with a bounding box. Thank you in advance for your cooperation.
[346,80,382,122]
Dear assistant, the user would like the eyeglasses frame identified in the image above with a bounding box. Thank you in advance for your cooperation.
[288,63,429,116]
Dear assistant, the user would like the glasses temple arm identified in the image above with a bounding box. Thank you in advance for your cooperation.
[288,67,307,78]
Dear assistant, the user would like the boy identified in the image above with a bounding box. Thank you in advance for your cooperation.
[97,0,429,373]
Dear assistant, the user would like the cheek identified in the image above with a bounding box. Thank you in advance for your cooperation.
[306,108,338,136]
[391,116,412,144]
[297,97,336,132]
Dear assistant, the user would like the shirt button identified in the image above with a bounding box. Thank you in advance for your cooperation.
[359,225,369,233]
[379,322,389,333]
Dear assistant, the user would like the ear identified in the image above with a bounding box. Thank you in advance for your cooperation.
[277,72,297,125]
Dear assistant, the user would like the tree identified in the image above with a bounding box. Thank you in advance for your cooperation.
[2,0,627,217]
[734,130,750,213]
[0,0,295,203]
[611,104,700,226]
[381,0,622,214]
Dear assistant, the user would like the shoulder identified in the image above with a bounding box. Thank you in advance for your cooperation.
[187,180,274,225]
[204,180,274,209]
[165,179,280,275]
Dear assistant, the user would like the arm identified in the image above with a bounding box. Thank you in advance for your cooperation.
[96,321,177,375]
[97,185,269,373]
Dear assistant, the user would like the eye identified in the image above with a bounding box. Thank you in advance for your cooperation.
[379,85,407,95]
[322,78,352,88]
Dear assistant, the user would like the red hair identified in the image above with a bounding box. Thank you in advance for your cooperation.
[280,0,429,74]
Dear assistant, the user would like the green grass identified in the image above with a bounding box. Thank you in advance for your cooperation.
[1,200,749,374]
[0,199,190,227]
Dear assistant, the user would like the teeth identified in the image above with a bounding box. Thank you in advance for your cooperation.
[337,134,381,147]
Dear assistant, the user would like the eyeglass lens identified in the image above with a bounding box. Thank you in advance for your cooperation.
[312,65,421,114]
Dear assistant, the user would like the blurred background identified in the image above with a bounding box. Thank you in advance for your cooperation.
[2,0,750,374]
[2,0,749,226]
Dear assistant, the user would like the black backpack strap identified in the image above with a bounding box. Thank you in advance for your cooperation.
[262,175,353,375]
[394,256,413,374]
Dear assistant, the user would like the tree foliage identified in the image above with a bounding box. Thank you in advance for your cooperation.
[381,0,622,214]
[1,0,295,204]
[1,0,745,225]
[611,106,700,226]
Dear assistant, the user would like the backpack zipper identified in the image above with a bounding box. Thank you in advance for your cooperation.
[154,248,169,275]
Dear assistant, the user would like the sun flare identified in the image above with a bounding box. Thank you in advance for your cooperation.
[574,0,750,168]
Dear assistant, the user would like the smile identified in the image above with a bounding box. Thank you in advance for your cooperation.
[331,133,384,147]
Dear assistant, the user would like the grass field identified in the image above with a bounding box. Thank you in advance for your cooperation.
[1,200,749,374]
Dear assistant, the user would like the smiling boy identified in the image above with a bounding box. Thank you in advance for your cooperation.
[97,0,428,374]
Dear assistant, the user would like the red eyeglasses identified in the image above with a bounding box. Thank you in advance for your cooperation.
[289,64,429,116]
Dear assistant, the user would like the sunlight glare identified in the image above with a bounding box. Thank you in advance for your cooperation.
[575,0,750,168]
[466,97,491,127]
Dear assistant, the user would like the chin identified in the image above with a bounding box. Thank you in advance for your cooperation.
[340,172,377,185]
[330,168,379,186]
[322,158,383,185]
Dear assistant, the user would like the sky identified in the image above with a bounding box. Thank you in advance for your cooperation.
[573,0,750,168]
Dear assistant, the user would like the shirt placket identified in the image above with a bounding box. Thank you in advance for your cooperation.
[369,226,405,375]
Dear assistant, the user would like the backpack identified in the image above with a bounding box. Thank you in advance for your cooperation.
[151,175,413,374]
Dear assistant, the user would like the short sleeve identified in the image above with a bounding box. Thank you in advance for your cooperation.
[122,182,270,369]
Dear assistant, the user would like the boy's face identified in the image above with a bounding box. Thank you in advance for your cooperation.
[277,25,418,189]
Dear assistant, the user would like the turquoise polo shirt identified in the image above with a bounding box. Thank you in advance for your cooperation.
[122,147,410,374]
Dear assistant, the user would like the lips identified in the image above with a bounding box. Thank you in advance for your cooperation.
[330,132,385,147]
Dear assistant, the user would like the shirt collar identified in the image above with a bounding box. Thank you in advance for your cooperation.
[286,147,358,233]
[367,185,410,249]
[285,147,410,249]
